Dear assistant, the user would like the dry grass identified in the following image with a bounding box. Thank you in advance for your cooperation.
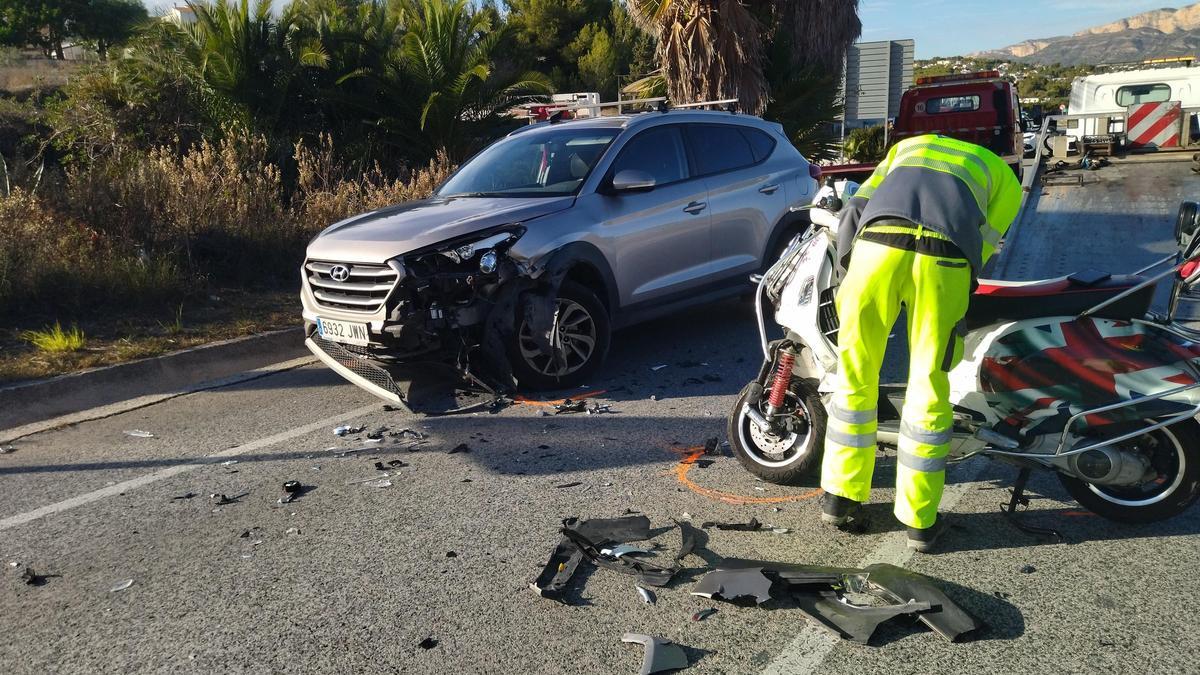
[21,322,86,353]
[0,289,298,384]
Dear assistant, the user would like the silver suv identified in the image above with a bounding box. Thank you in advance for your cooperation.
[302,109,820,405]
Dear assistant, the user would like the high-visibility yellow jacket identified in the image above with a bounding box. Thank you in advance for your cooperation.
[836,134,1023,274]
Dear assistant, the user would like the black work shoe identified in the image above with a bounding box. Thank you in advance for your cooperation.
[820,493,861,526]
[906,519,946,553]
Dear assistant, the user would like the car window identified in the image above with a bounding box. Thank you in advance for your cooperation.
[920,95,981,114]
[1116,83,1171,106]
[685,124,756,175]
[741,127,777,163]
[611,126,688,186]
[438,127,619,198]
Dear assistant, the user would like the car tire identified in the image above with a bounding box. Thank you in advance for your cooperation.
[509,281,611,391]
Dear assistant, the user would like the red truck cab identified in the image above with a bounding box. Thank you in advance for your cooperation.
[894,70,1022,164]
[823,71,1023,179]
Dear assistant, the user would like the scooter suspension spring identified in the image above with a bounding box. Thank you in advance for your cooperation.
[767,348,796,408]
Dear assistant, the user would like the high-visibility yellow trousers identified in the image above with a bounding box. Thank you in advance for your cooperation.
[820,231,972,529]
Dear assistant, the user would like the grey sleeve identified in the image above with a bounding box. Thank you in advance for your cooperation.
[836,196,869,270]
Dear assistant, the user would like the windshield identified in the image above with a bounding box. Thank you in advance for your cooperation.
[438,127,619,198]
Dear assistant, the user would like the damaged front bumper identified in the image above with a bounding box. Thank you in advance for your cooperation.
[302,227,550,404]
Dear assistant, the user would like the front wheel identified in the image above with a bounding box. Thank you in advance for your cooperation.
[727,378,826,485]
[509,281,611,391]
[1058,419,1200,523]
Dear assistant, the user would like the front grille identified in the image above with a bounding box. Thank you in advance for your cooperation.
[818,287,839,345]
[311,335,406,400]
[306,260,399,312]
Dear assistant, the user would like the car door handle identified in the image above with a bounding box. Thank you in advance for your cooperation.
[759,184,779,194]
[683,201,707,214]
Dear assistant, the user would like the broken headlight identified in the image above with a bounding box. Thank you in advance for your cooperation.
[440,229,523,264]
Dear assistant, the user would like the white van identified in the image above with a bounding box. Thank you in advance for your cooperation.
[1066,66,1200,139]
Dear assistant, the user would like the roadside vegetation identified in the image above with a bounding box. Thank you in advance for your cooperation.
[0,0,861,382]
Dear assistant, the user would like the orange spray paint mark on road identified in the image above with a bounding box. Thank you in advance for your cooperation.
[673,446,821,505]
[513,390,608,406]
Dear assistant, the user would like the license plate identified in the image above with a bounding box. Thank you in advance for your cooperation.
[317,317,370,347]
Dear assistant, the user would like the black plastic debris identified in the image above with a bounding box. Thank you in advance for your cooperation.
[587,403,612,415]
[701,517,762,531]
[693,558,983,644]
[334,425,365,437]
[555,481,583,489]
[446,551,458,558]
[553,399,588,415]
[20,567,48,586]
[382,404,401,412]
[393,428,426,440]
[278,481,303,504]
[691,608,718,622]
[418,637,438,650]
[621,633,688,675]
[531,516,699,602]
[449,443,471,454]
[1020,564,1036,574]
[488,397,513,414]
[171,492,197,501]
[703,437,719,455]
[691,568,773,605]
[366,428,386,441]
[210,493,237,506]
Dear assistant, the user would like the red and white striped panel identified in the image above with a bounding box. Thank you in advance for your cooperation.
[1126,101,1182,148]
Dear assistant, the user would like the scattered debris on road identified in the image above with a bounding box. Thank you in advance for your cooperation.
[587,403,613,415]
[650,364,669,372]
[110,579,134,592]
[333,425,365,437]
[278,481,304,504]
[209,493,238,506]
[600,544,654,559]
[418,637,438,650]
[554,481,583,489]
[449,443,471,454]
[621,633,688,674]
[171,492,197,501]
[701,518,763,531]
[1020,564,1037,574]
[20,567,48,586]
[123,430,154,438]
[531,516,698,602]
[694,559,982,644]
[703,437,719,455]
[363,478,393,488]
[0,445,16,454]
[691,608,718,622]
[553,399,588,415]
[636,586,656,605]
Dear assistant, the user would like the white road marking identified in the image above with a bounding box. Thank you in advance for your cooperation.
[761,457,990,675]
[0,402,381,532]
[0,356,318,443]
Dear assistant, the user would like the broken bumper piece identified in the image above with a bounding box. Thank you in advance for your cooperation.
[307,335,408,408]
[530,516,698,602]
[692,559,982,644]
[621,634,689,675]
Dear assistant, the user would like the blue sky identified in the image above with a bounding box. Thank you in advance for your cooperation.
[860,0,1199,58]
[142,0,1200,59]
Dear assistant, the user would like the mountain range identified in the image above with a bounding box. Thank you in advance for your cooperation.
[973,3,1200,64]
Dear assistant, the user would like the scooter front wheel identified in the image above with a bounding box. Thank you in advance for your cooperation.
[727,379,826,485]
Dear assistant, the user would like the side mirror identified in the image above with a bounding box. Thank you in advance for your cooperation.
[611,169,656,194]
[1019,118,1030,133]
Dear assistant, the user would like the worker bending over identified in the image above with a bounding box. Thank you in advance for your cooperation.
[820,134,1022,552]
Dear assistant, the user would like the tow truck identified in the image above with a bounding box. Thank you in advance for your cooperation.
[824,70,1024,180]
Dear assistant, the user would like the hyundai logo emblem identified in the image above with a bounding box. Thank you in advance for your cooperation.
[329,265,351,282]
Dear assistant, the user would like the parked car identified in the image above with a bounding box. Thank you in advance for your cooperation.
[301,109,821,406]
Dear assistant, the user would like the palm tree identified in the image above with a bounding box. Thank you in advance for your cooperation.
[628,0,861,115]
[367,0,551,159]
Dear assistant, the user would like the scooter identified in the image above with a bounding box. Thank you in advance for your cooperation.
[728,185,1200,529]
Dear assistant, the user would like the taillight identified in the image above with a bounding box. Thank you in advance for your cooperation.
[808,163,823,180]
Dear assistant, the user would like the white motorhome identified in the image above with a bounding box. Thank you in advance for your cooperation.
[1066,65,1200,139]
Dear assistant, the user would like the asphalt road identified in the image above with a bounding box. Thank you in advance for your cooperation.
[5,192,1200,672]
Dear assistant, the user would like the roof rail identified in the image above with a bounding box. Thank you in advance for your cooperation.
[531,96,740,117]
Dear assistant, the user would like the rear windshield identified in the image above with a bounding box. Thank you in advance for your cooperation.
[919,95,981,114]
[1116,83,1171,106]
[438,127,619,198]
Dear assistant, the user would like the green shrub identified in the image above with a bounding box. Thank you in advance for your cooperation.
[22,322,86,353]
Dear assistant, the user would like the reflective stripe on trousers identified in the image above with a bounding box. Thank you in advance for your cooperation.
[820,238,969,529]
